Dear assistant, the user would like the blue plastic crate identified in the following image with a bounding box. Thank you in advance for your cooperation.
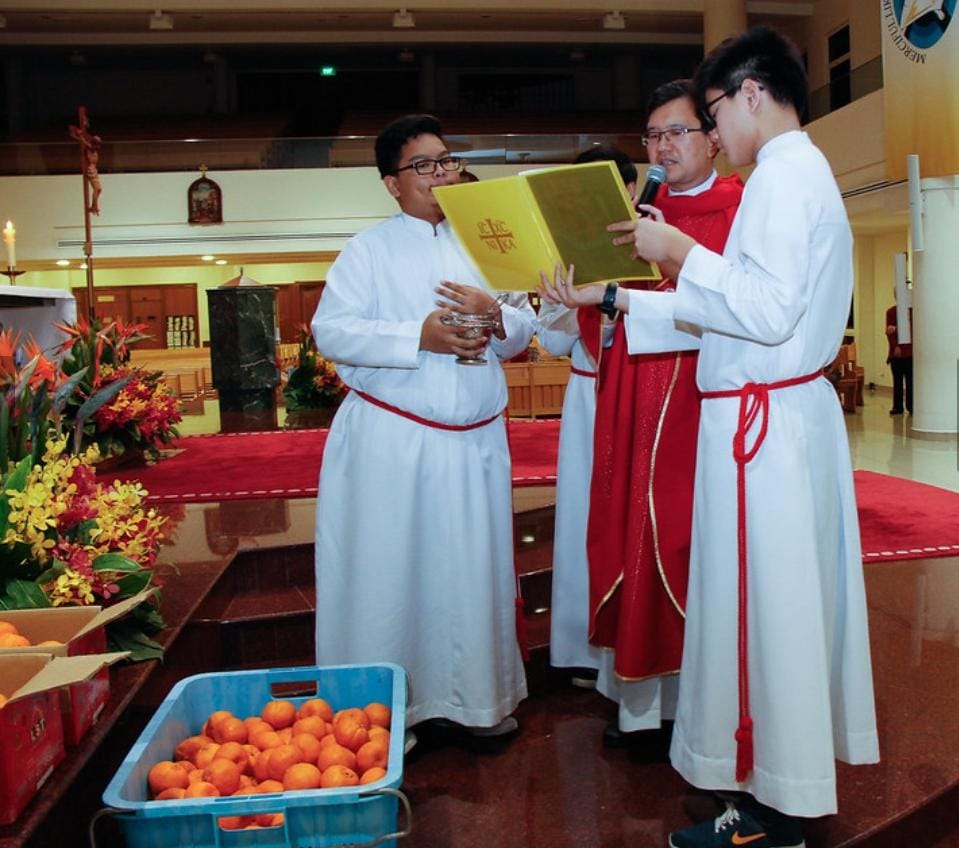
[102,664,409,848]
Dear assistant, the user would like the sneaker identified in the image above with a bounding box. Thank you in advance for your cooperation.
[570,668,598,689]
[467,716,519,737]
[403,729,417,755]
[736,798,805,848]
[668,803,770,848]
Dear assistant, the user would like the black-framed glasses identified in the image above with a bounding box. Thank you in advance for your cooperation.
[705,87,739,121]
[395,156,465,176]
[641,126,708,147]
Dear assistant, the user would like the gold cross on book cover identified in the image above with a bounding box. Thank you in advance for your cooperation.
[434,160,659,292]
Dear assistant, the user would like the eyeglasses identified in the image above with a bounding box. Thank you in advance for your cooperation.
[395,156,465,176]
[641,126,708,147]
[704,87,739,122]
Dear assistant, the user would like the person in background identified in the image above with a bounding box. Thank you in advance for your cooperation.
[541,27,879,848]
[886,286,913,415]
[579,82,743,748]
[537,146,638,690]
[311,114,535,752]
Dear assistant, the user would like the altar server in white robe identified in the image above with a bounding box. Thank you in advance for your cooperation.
[535,302,601,679]
[539,27,878,848]
[311,115,534,739]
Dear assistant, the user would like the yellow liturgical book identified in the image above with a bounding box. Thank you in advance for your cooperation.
[433,160,659,292]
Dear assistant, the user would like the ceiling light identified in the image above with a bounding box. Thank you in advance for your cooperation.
[201,254,215,261]
[215,259,227,265]
[603,10,626,30]
[56,259,70,267]
[79,263,88,270]
[392,8,415,29]
[149,9,174,31]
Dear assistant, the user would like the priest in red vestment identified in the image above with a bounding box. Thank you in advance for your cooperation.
[578,80,744,743]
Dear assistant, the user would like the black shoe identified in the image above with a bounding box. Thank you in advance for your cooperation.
[736,797,806,848]
[602,719,642,748]
[889,408,903,415]
[569,667,598,689]
[668,804,770,848]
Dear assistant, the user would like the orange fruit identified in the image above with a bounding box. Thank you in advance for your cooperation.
[238,774,256,789]
[292,716,327,738]
[184,781,220,798]
[316,742,357,773]
[277,727,294,744]
[36,640,63,647]
[0,633,31,648]
[297,698,334,722]
[203,758,243,796]
[282,762,322,791]
[174,760,195,774]
[318,733,339,750]
[194,742,222,770]
[320,764,359,788]
[0,621,19,636]
[291,732,321,764]
[368,726,390,745]
[204,710,234,737]
[360,766,387,785]
[175,734,213,764]
[213,716,248,745]
[355,739,388,773]
[215,741,250,771]
[333,707,370,730]
[217,815,252,831]
[364,702,391,729]
[187,768,207,785]
[333,716,369,751]
[266,744,303,782]
[252,748,274,783]
[154,787,187,800]
[256,779,285,794]
[261,700,296,730]
[148,761,191,796]
[243,716,271,736]
[0,694,8,710]
[250,729,283,751]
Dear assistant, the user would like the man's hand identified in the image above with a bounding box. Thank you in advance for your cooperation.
[608,216,696,266]
[419,308,491,357]
[536,264,605,310]
[436,281,506,339]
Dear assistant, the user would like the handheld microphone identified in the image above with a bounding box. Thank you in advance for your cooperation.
[636,165,667,216]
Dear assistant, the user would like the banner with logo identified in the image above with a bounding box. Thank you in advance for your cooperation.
[881,0,959,180]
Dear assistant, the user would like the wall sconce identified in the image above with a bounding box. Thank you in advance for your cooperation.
[603,10,626,30]
[149,9,174,31]
[393,8,415,29]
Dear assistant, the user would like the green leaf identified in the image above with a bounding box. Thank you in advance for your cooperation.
[51,369,89,416]
[106,619,164,662]
[0,455,32,535]
[92,552,143,574]
[116,571,152,595]
[3,579,52,609]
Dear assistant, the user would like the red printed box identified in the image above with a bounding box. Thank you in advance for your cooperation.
[0,653,126,825]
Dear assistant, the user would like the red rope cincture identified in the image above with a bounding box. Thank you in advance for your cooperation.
[700,369,823,782]
[348,387,504,431]
[570,366,598,379]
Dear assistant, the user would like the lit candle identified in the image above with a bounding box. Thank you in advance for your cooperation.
[2,221,15,270]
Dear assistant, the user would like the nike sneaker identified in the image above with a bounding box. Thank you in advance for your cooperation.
[668,803,770,848]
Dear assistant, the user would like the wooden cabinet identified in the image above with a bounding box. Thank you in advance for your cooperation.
[274,281,326,343]
[73,283,198,349]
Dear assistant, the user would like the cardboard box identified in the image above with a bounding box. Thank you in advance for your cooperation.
[0,589,152,744]
[0,652,127,825]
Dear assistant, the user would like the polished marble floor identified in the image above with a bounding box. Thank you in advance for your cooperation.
[153,388,959,848]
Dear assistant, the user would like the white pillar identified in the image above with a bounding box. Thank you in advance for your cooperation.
[703,0,747,52]
[912,174,959,434]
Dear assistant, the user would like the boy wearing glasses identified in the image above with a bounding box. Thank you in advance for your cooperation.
[542,28,878,848]
[572,82,742,750]
[311,114,535,746]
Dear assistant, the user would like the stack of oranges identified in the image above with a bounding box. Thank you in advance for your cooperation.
[0,620,62,650]
[146,697,392,832]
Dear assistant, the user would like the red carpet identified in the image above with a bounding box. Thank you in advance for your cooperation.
[107,426,959,563]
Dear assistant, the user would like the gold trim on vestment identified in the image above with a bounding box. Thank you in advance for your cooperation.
[613,667,680,683]
[648,352,686,620]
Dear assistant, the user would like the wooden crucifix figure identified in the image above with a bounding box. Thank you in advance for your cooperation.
[68,105,102,320]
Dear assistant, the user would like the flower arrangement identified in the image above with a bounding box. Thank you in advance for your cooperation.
[282,325,346,411]
[55,317,182,463]
[0,327,169,660]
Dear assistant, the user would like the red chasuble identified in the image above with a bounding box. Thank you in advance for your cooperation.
[579,173,744,681]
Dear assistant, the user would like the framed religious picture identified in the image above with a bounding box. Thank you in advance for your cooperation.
[188,165,223,224]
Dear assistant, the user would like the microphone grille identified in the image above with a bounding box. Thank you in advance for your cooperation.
[647,165,667,184]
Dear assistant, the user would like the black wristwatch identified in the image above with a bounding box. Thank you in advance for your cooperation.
[598,282,619,318]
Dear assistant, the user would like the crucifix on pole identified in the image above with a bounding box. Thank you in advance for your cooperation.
[68,105,102,321]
